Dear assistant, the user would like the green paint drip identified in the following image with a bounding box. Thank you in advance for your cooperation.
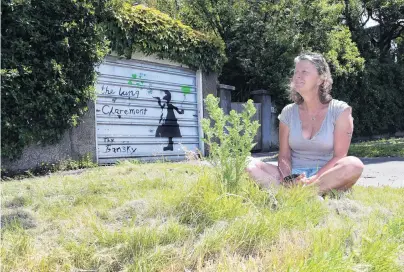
[128,80,133,85]
[132,74,137,79]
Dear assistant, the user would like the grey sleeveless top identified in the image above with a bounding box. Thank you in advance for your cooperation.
[278,99,351,169]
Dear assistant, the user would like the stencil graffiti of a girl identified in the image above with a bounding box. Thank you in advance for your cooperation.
[153,90,184,151]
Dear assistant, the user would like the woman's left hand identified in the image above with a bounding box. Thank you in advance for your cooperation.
[300,175,318,185]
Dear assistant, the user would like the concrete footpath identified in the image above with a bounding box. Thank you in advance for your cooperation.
[252,152,404,188]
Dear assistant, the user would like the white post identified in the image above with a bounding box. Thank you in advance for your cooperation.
[196,69,205,157]
[94,99,99,164]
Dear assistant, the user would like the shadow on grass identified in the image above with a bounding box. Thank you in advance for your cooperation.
[1,210,37,230]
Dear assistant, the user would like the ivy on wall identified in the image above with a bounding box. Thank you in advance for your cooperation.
[104,3,226,72]
[1,0,110,160]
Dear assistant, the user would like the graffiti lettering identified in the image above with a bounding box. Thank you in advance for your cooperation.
[100,85,140,98]
[105,145,137,154]
[101,105,148,116]
[100,85,116,95]
[103,137,115,143]
[119,89,140,98]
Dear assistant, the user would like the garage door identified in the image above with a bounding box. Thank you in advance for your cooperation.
[95,55,203,164]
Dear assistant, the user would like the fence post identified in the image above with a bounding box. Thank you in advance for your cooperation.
[218,84,235,115]
[251,89,272,152]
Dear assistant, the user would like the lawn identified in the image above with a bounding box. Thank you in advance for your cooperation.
[348,137,404,158]
[1,160,403,271]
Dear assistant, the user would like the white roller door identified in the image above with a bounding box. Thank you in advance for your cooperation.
[95,55,203,164]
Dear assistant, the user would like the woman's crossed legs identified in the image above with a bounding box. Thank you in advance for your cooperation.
[245,156,364,194]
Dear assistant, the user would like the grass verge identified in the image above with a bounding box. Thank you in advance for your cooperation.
[1,160,403,271]
[349,137,404,157]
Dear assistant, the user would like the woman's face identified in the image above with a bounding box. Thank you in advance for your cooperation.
[293,60,322,95]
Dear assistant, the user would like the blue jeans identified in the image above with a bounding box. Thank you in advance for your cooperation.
[292,167,319,178]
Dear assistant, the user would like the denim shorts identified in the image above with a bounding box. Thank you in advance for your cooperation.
[292,167,319,178]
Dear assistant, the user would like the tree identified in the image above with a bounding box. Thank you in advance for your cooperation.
[172,1,364,103]
[339,0,404,135]
[344,0,404,61]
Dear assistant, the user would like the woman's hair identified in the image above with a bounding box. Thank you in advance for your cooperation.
[289,52,333,104]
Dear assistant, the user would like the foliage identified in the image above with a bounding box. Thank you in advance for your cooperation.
[104,2,226,72]
[134,0,182,19]
[1,0,110,160]
[344,0,404,60]
[355,61,404,135]
[218,0,363,104]
[156,0,365,105]
[201,94,260,193]
[337,0,404,135]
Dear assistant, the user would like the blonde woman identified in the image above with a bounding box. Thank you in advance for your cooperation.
[246,52,364,194]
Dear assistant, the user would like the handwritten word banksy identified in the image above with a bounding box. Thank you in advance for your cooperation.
[101,105,147,116]
[104,145,137,154]
[100,85,140,98]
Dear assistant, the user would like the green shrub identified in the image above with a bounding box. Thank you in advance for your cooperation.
[202,94,260,193]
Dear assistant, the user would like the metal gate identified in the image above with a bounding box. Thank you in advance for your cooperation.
[95,55,203,164]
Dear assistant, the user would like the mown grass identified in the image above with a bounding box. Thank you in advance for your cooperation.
[349,137,404,157]
[1,160,403,271]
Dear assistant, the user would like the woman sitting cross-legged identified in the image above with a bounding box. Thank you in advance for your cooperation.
[246,52,364,194]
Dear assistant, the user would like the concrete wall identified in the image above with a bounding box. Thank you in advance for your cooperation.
[201,71,219,118]
[218,84,234,115]
[2,101,97,172]
[216,85,280,152]
[270,111,280,148]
